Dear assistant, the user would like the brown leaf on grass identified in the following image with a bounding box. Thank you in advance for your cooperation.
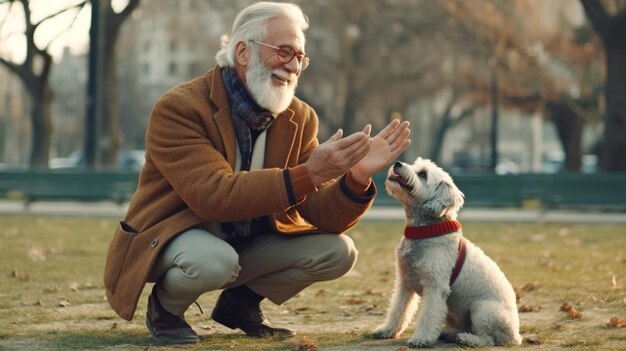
[314,289,327,297]
[33,300,43,306]
[43,287,58,294]
[58,299,71,307]
[522,282,541,292]
[608,317,626,328]
[518,304,541,312]
[567,309,583,319]
[559,302,583,318]
[9,269,30,281]
[523,334,545,345]
[560,302,574,312]
[346,298,366,305]
[365,288,383,296]
[289,336,318,351]
[111,322,118,330]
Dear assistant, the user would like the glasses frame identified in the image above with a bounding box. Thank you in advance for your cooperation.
[249,40,310,71]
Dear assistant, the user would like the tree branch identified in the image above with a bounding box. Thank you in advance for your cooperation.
[580,0,610,40]
[41,1,88,52]
[34,0,87,28]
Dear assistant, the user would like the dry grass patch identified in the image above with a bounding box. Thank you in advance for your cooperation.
[0,215,625,350]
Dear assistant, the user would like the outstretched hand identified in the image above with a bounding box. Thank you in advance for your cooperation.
[349,120,411,184]
[305,126,373,186]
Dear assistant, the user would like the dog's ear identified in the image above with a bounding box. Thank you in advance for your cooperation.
[423,181,465,218]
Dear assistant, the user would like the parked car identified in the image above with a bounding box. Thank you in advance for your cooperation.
[49,149,146,171]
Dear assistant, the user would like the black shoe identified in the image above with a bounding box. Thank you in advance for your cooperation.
[146,285,199,344]
[211,286,296,339]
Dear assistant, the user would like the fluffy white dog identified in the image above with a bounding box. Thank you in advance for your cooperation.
[372,157,522,348]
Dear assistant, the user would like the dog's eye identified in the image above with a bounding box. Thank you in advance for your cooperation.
[417,171,427,179]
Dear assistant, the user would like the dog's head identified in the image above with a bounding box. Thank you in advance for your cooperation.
[385,157,464,219]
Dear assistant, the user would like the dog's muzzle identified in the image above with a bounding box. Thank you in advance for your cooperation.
[388,162,413,192]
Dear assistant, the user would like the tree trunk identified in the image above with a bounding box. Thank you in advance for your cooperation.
[547,101,583,171]
[29,84,53,167]
[580,0,626,171]
[601,28,626,171]
[102,37,123,167]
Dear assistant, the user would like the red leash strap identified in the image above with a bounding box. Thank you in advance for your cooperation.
[449,237,466,285]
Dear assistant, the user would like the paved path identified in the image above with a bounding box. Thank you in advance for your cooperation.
[0,200,624,223]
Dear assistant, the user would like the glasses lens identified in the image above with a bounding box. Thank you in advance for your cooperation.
[277,46,295,62]
[300,57,309,70]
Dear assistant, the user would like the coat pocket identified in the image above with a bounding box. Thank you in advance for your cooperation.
[103,221,138,294]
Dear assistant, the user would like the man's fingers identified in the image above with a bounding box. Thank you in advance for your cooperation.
[378,119,401,139]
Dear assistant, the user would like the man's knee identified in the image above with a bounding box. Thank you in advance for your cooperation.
[175,245,240,293]
[316,234,358,279]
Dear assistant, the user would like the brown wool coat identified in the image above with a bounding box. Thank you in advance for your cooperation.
[104,66,375,321]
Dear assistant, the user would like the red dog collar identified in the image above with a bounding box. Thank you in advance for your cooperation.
[404,220,462,239]
[404,220,466,285]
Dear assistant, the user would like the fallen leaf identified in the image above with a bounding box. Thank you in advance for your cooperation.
[567,310,583,319]
[43,287,58,294]
[608,317,626,328]
[346,298,366,305]
[314,289,327,297]
[365,288,383,296]
[289,336,317,351]
[518,304,541,312]
[9,269,30,281]
[560,302,574,312]
[111,322,118,330]
[58,299,71,307]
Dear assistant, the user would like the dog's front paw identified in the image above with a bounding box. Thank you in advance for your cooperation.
[407,337,436,348]
[372,325,399,339]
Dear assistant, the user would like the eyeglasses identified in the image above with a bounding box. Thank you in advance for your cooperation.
[249,40,310,71]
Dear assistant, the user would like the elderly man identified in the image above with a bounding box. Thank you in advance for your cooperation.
[103,1,410,344]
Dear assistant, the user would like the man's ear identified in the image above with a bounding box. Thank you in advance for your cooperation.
[235,41,250,66]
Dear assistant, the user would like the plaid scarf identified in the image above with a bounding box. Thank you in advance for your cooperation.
[221,67,275,240]
[222,67,275,171]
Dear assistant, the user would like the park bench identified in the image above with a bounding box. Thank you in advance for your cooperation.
[0,169,139,208]
[373,172,626,211]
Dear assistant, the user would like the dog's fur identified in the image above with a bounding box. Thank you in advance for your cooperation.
[372,157,522,348]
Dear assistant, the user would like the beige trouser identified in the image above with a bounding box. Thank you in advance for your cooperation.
[148,228,358,316]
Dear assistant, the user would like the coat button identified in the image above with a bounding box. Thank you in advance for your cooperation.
[150,239,158,248]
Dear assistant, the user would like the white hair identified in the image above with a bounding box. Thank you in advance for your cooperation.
[215,2,309,67]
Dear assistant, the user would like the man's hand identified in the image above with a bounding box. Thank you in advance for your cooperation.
[350,120,411,184]
[305,126,373,186]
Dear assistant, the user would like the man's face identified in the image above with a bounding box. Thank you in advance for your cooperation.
[245,17,305,114]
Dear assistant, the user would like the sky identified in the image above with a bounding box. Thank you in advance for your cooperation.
[0,0,128,63]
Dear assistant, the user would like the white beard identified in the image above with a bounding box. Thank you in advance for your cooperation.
[245,50,297,114]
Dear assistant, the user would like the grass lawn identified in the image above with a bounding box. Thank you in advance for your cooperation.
[0,214,625,350]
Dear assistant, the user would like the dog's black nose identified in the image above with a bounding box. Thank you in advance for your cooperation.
[394,161,402,169]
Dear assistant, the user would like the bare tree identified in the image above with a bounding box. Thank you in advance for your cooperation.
[99,0,140,166]
[580,0,626,171]
[0,0,87,167]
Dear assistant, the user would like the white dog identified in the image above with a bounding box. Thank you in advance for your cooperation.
[372,157,522,348]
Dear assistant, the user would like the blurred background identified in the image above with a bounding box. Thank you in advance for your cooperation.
[0,0,625,176]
